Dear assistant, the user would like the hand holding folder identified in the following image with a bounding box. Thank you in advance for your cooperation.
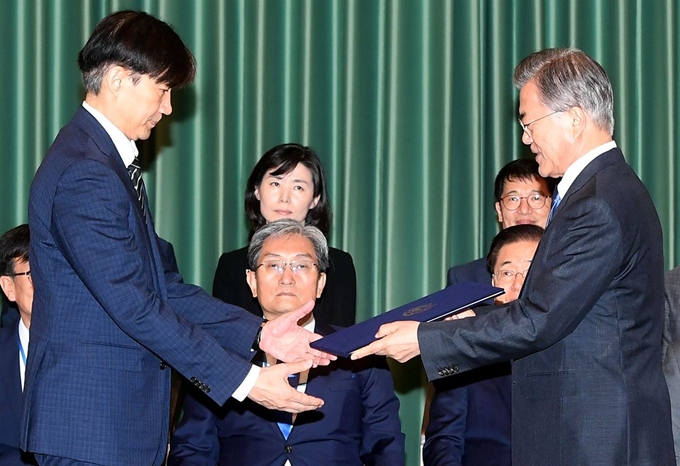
[310,282,503,361]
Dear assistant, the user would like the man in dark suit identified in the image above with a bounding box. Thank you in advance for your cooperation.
[424,224,543,466]
[0,225,37,465]
[23,11,332,466]
[354,48,674,465]
[446,159,552,287]
[169,219,404,466]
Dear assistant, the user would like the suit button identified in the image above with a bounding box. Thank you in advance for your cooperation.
[438,370,445,376]
[452,366,459,374]
[159,361,167,370]
[284,445,293,454]
[204,385,211,393]
[190,377,197,383]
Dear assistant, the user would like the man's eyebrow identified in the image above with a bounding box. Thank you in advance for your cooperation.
[261,252,314,259]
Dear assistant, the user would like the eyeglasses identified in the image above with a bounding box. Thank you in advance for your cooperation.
[9,270,32,285]
[493,268,529,285]
[517,110,559,137]
[499,193,549,211]
[255,260,318,276]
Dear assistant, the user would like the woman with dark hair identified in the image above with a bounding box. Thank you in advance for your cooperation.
[213,143,357,327]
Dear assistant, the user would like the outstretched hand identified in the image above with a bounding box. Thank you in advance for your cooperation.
[259,301,336,366]
[248,359,324,413]
[350,320,421,363]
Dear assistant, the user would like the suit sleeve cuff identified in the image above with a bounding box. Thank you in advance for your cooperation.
[232,364,260,401]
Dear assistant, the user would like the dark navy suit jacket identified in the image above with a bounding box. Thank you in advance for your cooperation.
[169,322,405,466]
[23,107,263,465]
[0,323,36,465]
[424,257,510,466]
[446,257,491,288]
[420,148,674,465]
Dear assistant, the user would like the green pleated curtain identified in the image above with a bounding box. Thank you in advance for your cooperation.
[2,1,680,463]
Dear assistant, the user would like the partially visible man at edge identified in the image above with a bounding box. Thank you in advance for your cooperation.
[0,225,37,465]
[23,10,332,466]
[353,47,674,465]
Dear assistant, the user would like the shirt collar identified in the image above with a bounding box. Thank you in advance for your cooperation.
[18,317,29,349]
[556,140,617,198]
[82,101,139,168]
[304,315,316,333]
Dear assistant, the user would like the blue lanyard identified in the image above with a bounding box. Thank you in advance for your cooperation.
[18,333,27,366]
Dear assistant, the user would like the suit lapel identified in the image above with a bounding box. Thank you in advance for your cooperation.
[520,148,626,300]
[552,148,624,222]
[74,107,166,296]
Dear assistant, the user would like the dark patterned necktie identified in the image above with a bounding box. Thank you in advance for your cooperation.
[127,157,146,219]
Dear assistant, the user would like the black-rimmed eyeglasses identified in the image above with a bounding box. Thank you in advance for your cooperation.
[9,270,32,285]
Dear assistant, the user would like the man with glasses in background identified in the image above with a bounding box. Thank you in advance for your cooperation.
[446,159,553,287]
[0,224,36,465]
[169,219,404,466]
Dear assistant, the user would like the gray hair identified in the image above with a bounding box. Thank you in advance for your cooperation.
[514,47,614,136]
[247,219,329,272]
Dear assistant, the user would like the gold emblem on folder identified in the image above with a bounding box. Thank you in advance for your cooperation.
[403,303,435,316]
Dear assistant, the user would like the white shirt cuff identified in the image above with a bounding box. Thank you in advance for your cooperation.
[232,364,260,401]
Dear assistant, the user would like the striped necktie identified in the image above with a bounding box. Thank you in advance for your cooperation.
[127,157,146,219]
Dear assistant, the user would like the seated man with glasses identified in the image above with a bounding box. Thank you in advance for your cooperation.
[0,224,37,465]
[424,224,544,466]
[169,219,405,466]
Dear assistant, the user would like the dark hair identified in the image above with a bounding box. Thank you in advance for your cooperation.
[494,159,555,202]
[78,10,196,94]
[486,224,544,273]
[513,48,614,135]
[244,144,332,238]
[0,224,30,276]
[247,219,330,273]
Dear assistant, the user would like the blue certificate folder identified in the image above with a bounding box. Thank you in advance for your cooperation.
[310,281,504,358]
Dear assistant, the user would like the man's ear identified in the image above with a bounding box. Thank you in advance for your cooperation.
[568,106,587,139]
[103,65,128,95]
[495,201,504,224]
[246,269,258,298]
[316,272,327,298]
[0,276,16,302]
[310,195,320,210]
